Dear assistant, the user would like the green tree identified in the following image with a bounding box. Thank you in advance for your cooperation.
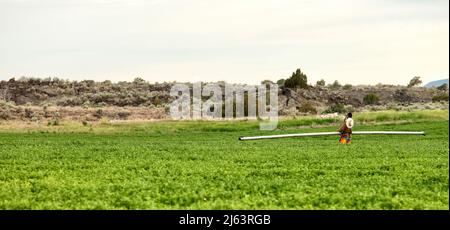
[316,79,325,87]
[276,79,285,87]
[407,76,422,88]
[284,68,308,89]
[133,77,146,84]
[261,80,274,85]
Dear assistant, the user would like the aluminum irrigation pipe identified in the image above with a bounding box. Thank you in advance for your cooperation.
[238,131,425,141]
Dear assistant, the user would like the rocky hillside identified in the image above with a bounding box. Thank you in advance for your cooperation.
[0,77,173,107]
[1,77,448,122]
[279,84,448,115]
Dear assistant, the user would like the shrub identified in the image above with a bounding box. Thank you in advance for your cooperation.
[296,101,317,114]
[345,105,355,113]
[24,108,34,119]
[323,103,346,114]
[363,93,379,105]
[43,105,50,118]
[153,97,161,106]
[47,119,59,126]
[0,100,16,109]
[432,94,449,102]
[393,89,412,102]
[436,83,448,91]
[343,84,352,90]
[328,80,341,90]
[93,109,103,119]
[316,79,325,87]
[0,110,11,120]
[117,111,131,119]
[100,117,109,125]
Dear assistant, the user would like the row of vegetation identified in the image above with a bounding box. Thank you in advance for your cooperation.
[1,69,447,120]
[267,68,448,91]
[0,77,172,107]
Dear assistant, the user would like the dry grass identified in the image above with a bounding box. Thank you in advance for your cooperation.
[1,109,447,134]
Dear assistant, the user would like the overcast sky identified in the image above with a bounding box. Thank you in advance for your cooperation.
[0,0,448,85]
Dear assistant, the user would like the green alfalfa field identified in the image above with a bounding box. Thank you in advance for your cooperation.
[0,110,448,209]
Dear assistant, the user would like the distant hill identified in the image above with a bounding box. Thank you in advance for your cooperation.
[424,79,449,88]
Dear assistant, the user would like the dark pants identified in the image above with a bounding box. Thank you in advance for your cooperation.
[339,130,352,144]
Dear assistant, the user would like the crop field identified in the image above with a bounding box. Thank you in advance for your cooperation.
[0,110,448,209]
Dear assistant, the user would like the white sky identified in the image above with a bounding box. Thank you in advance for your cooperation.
[0,0,448,85]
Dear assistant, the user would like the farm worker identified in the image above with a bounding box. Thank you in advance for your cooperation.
[338,112,354,144]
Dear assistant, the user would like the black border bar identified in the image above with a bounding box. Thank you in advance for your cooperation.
[0,210,449,228]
